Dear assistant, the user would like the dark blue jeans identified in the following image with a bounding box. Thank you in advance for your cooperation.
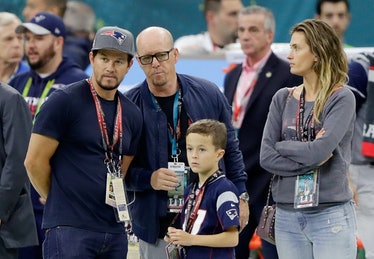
[43,226,128,259]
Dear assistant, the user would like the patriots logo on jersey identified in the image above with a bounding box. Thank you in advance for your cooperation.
[101,30,127,45]
[226,208,238,220]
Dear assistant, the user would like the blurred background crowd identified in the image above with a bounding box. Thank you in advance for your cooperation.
[3,0,374,47]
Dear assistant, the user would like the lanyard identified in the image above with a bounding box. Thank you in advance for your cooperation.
[88,79,123,176]
[22,77,55,118]
[232,73,258,123]
[296,87,315,142]
[183,170,223,233]
[232,61,265,126]
[151,87,182,161]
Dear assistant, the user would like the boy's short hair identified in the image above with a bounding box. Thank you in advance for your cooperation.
[186,119,227,150]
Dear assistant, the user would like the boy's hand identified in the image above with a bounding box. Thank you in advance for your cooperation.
[166,227,192,246]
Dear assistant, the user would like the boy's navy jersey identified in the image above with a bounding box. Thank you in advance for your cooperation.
[180,174,240,258]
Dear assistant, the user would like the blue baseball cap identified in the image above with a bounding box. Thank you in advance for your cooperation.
[16,12,66,38]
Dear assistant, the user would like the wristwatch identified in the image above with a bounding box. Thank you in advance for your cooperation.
[239,192,250,202]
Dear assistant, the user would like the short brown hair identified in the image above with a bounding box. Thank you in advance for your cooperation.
[186,119,227,150]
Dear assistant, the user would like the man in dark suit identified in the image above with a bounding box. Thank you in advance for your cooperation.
[224,6,302,259]
[0,82,38,258]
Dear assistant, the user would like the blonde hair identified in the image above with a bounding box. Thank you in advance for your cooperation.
[291,19,348,122]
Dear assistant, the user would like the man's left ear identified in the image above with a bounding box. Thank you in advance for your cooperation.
[56,36,64,50]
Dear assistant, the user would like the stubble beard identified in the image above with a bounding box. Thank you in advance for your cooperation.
[151,74,168,88]
[97,82,119,91]
[27,48,56,71]
[96,76,120,91]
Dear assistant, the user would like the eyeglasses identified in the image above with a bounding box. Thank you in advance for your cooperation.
[138,48,174,65]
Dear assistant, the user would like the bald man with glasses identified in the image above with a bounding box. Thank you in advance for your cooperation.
[124,26,249,259]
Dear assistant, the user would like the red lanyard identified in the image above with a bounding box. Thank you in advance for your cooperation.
[232,74,258,123]
[184,170,223,233]
[185,185,206,233]
[88,79,123,166]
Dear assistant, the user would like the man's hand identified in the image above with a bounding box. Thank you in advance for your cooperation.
[150,168,179,191]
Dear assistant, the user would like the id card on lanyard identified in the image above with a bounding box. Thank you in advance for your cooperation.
[294,169,320,208]
[105,173,130,222]
[167,162,188,212]
[112,177,130,222]
[151,87,188,212]
[294,87,320,209]
[88,79,129,222]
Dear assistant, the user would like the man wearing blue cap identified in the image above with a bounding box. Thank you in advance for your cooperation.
[10,11,87,117]
[10,12,87,106]
[24,26,142,258]
[9,12,88,259]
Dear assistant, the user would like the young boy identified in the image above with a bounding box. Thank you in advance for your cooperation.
[164,119,240,258]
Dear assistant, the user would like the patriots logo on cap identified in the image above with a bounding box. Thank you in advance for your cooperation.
[101,30,127,45]
[34,14,46,23]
